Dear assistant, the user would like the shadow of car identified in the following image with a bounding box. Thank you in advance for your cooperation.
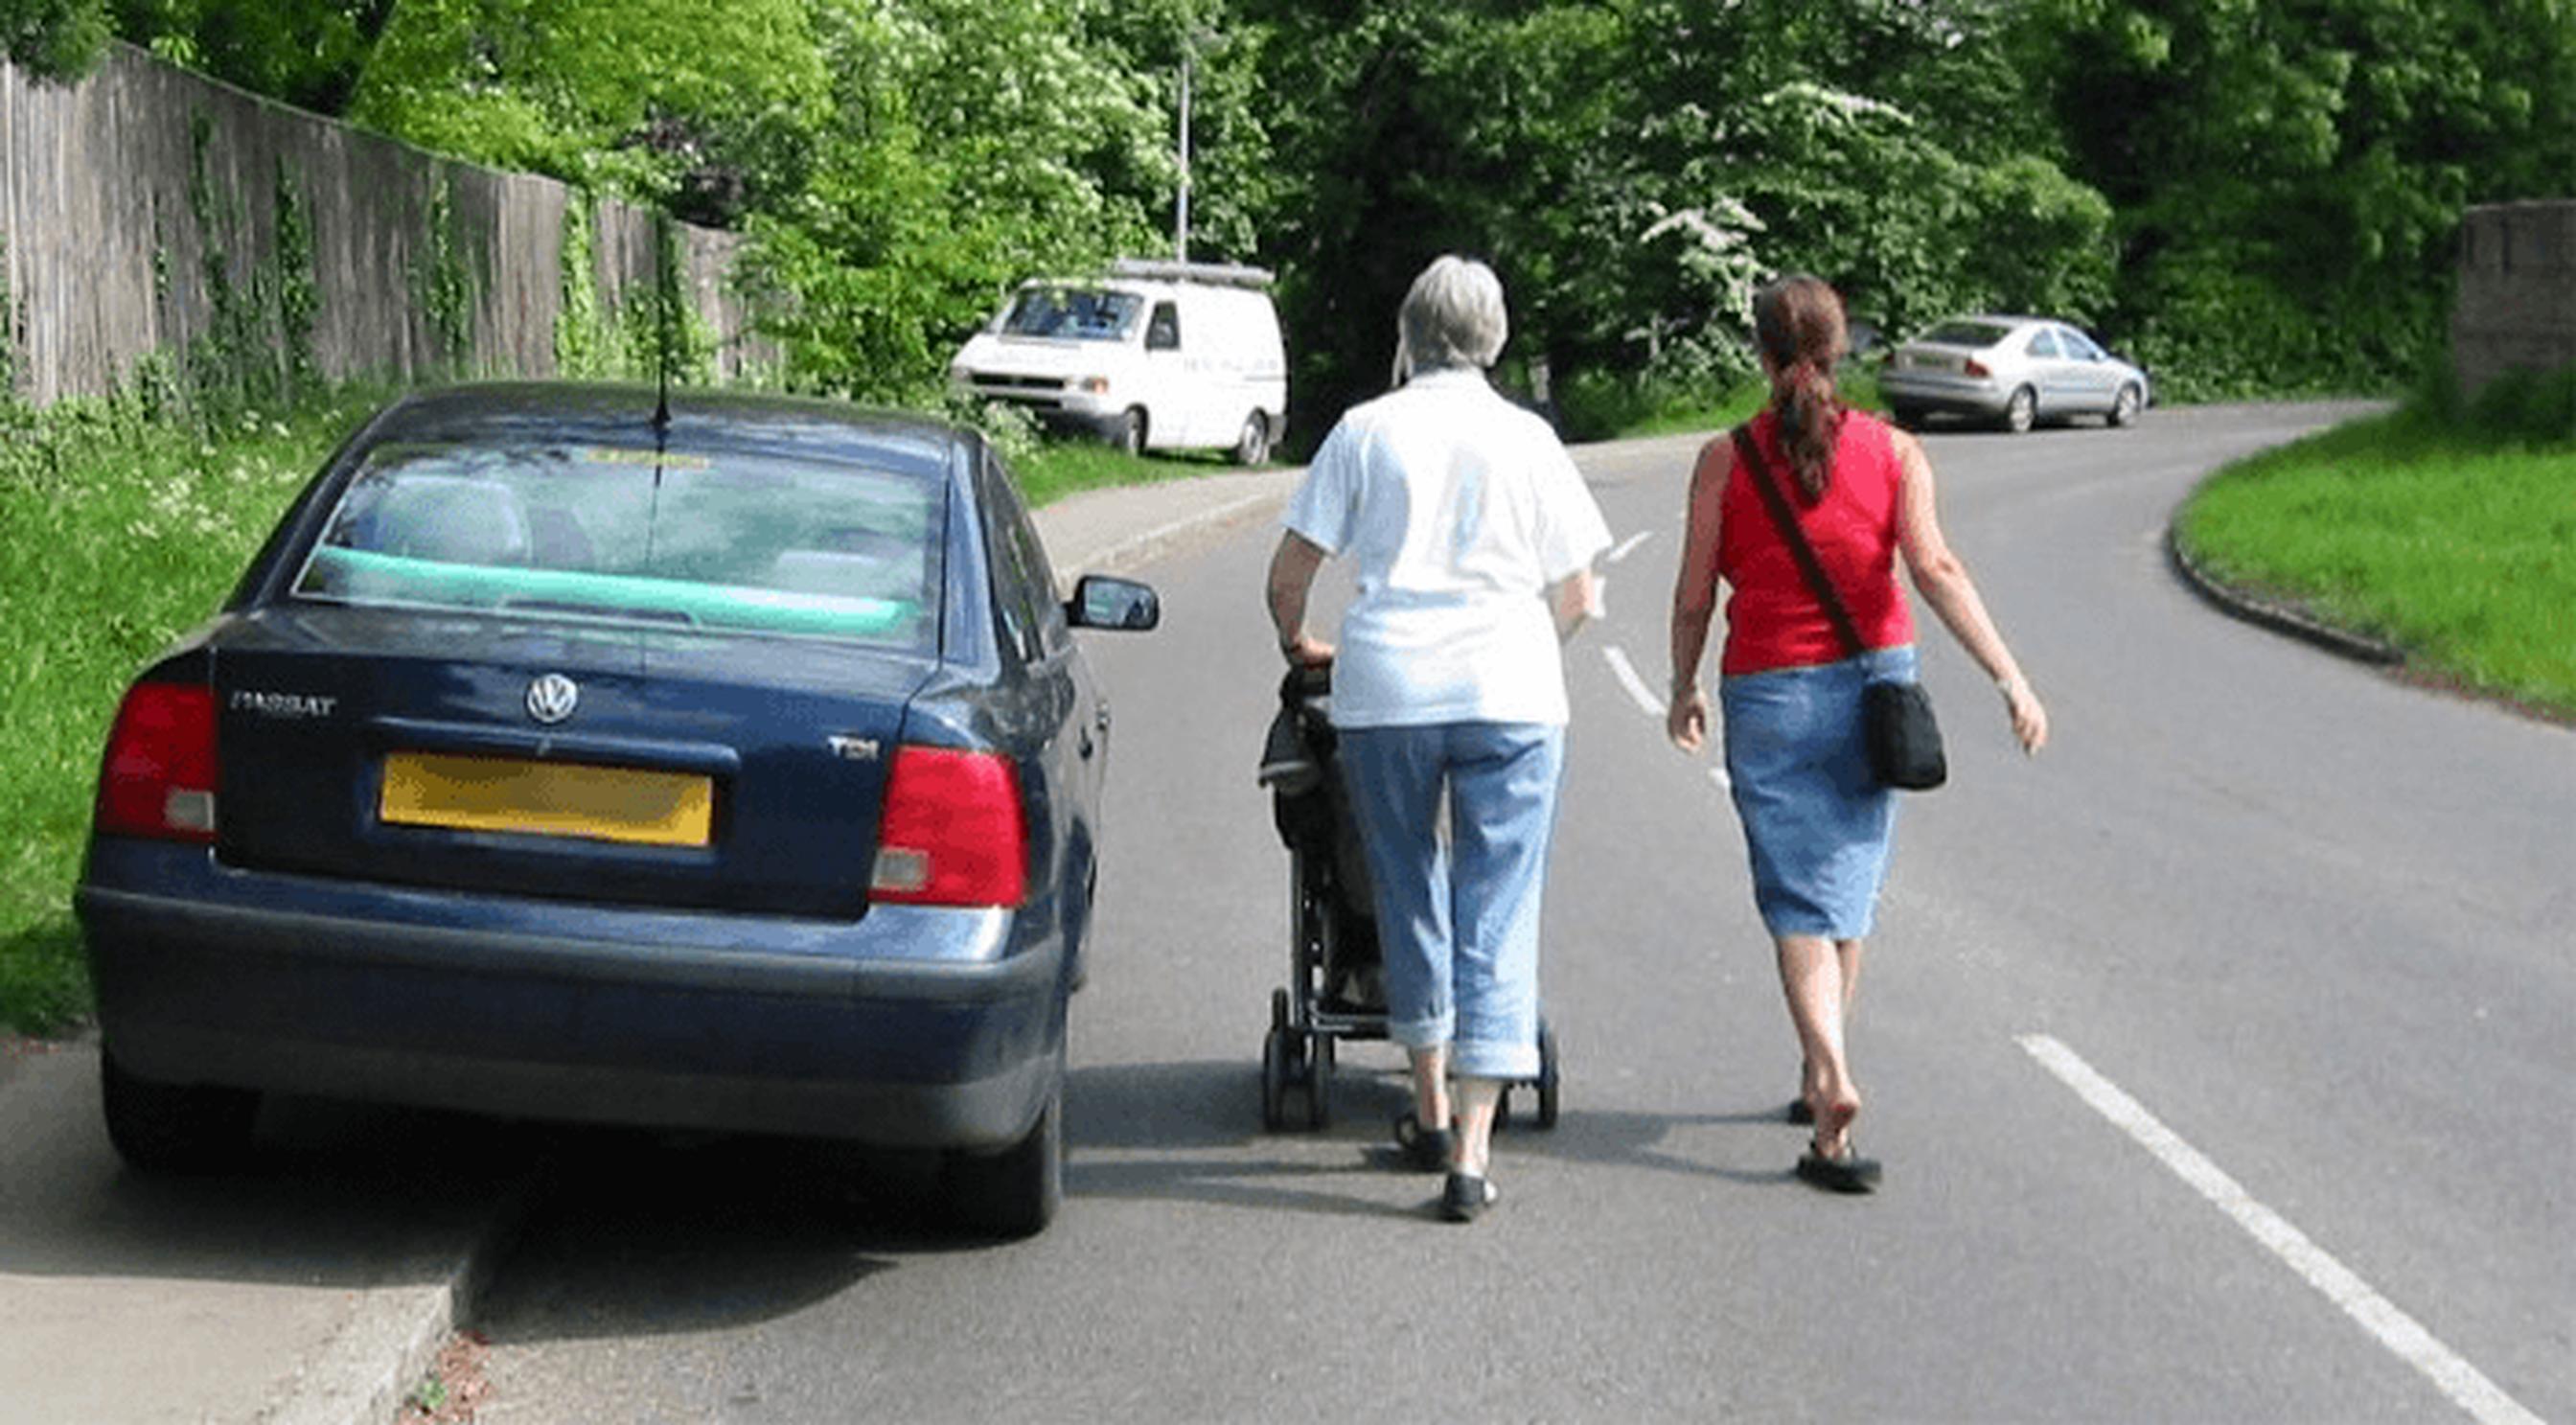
[75,381,1160,1238]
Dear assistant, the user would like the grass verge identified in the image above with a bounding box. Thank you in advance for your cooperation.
[0,390,1225,1036]
[2174,371,2576,719]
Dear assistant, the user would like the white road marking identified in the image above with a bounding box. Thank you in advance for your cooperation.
[1601,644,1729,790]
[2017,1034,2542,1425]
[1601,643,1665,719]
[1608,530,1653,563]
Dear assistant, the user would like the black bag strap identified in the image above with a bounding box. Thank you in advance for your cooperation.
[1731,425,1865,659]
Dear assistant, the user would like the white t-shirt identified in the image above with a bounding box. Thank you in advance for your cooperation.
[1282,367,1612,728]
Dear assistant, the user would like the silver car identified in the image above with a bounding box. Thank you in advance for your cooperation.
[1880,315,2150,433]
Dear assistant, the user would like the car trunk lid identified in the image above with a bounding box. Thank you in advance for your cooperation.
[212,608,930,919]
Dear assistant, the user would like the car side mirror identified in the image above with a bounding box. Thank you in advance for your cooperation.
[1066,574,1160,631]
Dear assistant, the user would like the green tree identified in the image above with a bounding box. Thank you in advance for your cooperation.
[2020,0,2576,396]
[110,0,394,113]
[1,0,110,80]
[347,0,832,226]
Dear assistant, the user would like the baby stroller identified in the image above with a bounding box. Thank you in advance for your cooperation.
[1255,663,1559,1132]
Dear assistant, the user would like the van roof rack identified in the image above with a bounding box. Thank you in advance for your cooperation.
[1108,258,1276,289]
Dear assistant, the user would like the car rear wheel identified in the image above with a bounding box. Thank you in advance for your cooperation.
[939,1072,1063,1238]
[1231,412,1271,467]
[2108,382,2142,428]
[1111,407,1147,457]
[2002,385,2036,434]
[101,1048,258,1173]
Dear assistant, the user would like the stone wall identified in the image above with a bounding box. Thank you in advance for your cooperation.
[0,44,769,408]
[2451,201,2576,402]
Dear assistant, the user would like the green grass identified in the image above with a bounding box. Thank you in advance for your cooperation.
[2176,377,2576,717]
[2,390,398,1034]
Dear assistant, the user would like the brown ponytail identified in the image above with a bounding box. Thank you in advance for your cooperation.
[1751,276,1850,501]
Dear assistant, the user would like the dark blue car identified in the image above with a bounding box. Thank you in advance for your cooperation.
[75,383,1158,1236]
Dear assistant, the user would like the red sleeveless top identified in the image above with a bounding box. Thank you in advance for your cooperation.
[1717,407,1915,675]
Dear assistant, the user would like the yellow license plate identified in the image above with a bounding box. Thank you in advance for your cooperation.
[380,752,713,847]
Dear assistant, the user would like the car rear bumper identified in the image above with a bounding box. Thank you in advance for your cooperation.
[1879,369,2012,416]
[77,844,1067,1150]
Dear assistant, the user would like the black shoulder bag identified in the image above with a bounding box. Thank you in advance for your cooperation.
[1731,425,1947,791]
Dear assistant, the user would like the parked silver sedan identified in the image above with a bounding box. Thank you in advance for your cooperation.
[1880,315,2150,433]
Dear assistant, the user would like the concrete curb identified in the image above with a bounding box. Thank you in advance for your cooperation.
[1076,486,1290,577]
[2164,519,2406,667]
[265,1179,536,1425]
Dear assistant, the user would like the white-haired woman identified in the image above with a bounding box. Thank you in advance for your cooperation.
[1266,255,1611,1222]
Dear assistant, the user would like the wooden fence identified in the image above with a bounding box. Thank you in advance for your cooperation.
[0,43,768,409]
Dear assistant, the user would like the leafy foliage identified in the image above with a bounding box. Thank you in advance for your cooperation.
[0,0,110,80]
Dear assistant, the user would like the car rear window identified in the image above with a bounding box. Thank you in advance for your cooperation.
[1001,287,1142,341]
[289,442,942,650]
[1920,320,2016,348]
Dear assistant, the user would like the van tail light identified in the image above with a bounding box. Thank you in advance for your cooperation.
[1964,358,1992,379]
[870,747,1027,908]
[96,682,219,843]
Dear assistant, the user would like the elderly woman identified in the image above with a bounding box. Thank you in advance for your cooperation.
[1266,255,1611,1223]
[1667,274,2048,1192]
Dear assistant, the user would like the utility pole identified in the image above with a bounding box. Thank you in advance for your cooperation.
[1175,40,1193,263]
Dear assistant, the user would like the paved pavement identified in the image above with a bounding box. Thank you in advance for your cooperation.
[0,463,1301,1425]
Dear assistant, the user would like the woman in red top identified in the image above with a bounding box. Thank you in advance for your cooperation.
[1665,275,2048,1192]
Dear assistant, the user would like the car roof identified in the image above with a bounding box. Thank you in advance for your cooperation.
[362,382,976,479]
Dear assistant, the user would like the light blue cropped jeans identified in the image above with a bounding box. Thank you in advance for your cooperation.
[1336,721,1565,1081]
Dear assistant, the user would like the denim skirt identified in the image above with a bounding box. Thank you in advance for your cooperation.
[1719,646,1914,939]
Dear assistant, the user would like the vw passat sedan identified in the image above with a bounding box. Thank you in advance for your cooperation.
[76,383,1159,1236]
[1880,315,2150,433]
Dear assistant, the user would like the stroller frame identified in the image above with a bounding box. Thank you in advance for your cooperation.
[1256,667,1559,1132]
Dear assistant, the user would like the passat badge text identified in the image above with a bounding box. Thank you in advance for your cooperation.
[231,690,338,719]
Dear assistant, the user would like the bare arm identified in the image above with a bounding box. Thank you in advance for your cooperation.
[1551,566,1599,641]
[1665,438,1728,753]
[1892,431,2048,753]
[1264,531,1335,665]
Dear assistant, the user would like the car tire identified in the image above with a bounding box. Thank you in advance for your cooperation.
[2002,385,2036,435]
[101,1048,258,1174]
[2108,382,2142,428]
[1111,408,1147,457]
[940,1072,1063,1238]
[1231,412,1271,467]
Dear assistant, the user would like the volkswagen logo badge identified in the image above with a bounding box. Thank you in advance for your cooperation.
[524,673,580,725]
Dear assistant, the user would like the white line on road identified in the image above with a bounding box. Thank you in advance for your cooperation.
[1601,644,1729,790]
[1608,530,1653,563]
[2017,1034,2542,1425]
[1601,643,1665,719]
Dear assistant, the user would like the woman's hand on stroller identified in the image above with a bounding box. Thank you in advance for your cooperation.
[1281,632,1336,667]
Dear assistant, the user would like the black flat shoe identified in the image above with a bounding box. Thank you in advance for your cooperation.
[1795,1142,1882,1194]
[1392,1112,1452,1173]
[1785,1096,1815,1126]
[1439,1171,1499,1222]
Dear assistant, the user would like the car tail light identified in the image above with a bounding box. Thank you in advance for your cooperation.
[1964,357,1992,379]
[95,682,218,843]
[870,746,1027,908]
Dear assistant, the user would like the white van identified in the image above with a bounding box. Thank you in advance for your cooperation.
[950,259,1288,464]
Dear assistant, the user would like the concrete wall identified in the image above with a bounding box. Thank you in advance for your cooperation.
[2451,201,2576,402]
[0,44,768,408]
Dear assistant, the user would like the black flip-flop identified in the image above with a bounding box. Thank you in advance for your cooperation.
[1439,1170,1500,1222]
[1392,1112,1452,1173]
[1795,1142,1882,1194]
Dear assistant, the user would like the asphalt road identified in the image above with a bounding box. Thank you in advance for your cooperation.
[469,403,2573,1425]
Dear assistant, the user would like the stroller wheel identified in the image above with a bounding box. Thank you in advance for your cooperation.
[1304,1033,1334,1129]
[1534,1021,1561,1130]
[1270,985,1291,1033]
[1260,1024,1291,1132]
